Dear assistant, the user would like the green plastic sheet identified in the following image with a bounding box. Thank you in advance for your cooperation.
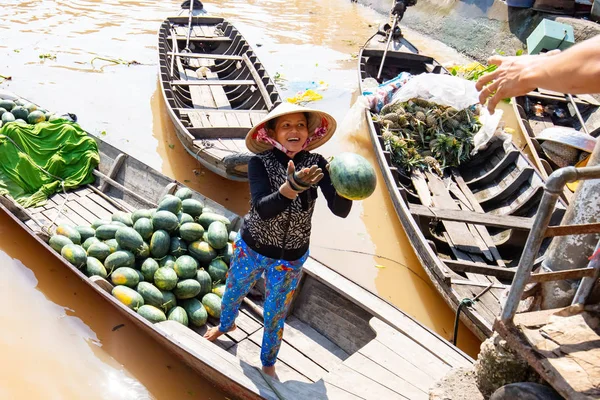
[0,120,99,208]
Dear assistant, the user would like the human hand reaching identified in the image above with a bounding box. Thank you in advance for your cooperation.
[279,161,324,199]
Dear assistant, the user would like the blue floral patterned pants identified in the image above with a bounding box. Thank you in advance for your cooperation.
[219,235,308,367]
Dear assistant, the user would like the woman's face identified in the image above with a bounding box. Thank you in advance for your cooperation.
[270,112,309,155]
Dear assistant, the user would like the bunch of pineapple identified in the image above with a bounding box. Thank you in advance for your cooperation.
[377,98,480,175]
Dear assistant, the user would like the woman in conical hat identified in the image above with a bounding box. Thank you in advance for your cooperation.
[204,103,352,379]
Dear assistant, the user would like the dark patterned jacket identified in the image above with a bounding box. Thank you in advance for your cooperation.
[239,149,352,261]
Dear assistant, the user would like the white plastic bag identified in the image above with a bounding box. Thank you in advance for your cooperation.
[472,108,512,154]
[338,95,370,136]
[391,73,480,110]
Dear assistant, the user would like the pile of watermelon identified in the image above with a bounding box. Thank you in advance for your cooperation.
[49,187,235,328]
[0,97,63,127]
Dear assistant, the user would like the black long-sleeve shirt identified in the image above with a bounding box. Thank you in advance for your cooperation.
[240,149,352,260]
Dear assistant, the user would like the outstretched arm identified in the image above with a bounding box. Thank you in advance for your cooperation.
[476,35,600,113]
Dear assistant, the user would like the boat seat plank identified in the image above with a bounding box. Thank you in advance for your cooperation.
[155,321,280,400]
[167,36,232,43]
[344,352,427,400]
[171,79,255,86]
[204,70,232,109]
[250,112,266,126]
[235,113,252,128]
[73,195,111,220]
[65,201,97,225]
[200,25,216,37]
[86,191,122,214]
[228,339,312,383]
[368,318,452,380]
[225,112,241,127]
[409,204,533,230]
[206,111,229,127]
[444,259,515,280]
[168,52,244,61]
[283,316,349,372]
[184,69,217,109]
[323,363,407,400]
[41,207,83,228]
[194,139,247,160]
[249,329,328,382]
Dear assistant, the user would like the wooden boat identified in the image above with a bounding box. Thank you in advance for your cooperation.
[0,91,472,399]
[358,33,567,341]
[157,15,282,181]
[512,89,600,202]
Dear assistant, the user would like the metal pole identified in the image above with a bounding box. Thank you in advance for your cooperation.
[572,239,600,305]
[501,165,600,323]
[567,94,590,135]
[376,15,398,81]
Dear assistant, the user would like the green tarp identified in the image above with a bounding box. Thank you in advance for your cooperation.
[0,120,99,208]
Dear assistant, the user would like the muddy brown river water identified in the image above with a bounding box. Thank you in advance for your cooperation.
[0,0,514,397]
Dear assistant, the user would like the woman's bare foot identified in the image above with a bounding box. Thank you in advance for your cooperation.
[262,365,279,380]
[203,324,236,341]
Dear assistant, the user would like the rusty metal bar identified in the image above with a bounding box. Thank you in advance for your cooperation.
[545,222,600,237]
[572,240,600,306]
[500,165,600,323]
[528,267,596,283]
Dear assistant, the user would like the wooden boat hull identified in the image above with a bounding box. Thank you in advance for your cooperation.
[158,16,282,181]
[0,91,473,399]
[359,34,566,341]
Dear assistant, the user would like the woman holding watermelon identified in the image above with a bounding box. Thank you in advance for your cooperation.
[203,103,352,379]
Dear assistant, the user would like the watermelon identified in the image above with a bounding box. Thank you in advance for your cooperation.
[202,293,222,318]
[132,209,154,224]
[202,207,214,214]
[0,108,6,118]
[110,221,128,227]
[82,236,101,251]
[136,269,145,283]
[92,219,110,229]
[105,251,135,271]
[138,305,167,323]
[207,221,228,249]
[96,224,119,240]
[208,259,228,283]
[175,187,193,200]
[135,242,150,258]
[212,283,226,298]
[150,230,170,258]
[112,285,144,310]
[115,227,144,253]
[197,212,230,231]
[136,282,163,307]
[110,267,139,287]
[174,255,198,279]
[154,267,178,291]
[182,199,204,217]
[328,152,377,200]
[170,237,187,257]
[75,226,95,242]
[0,99,15,111]
[27,110,45,124]
[87,242,111,261]
[23,102,37,112]
[159,255,176,269]
[11,106,28,120]
[85,257,107,278]
[160,290,177,313]
[49,235,73,253]
[104,239,121,253]
[1,112,14,124]
[174,279,202,299]
[56,224,81,244]
[158,195,182,214]
[196,269,212,297]
[152,210,179,233]
[15,119,27,125]
[167,306,189,326]
[188,241,216,266]
[112,211,133,227]
[179,222,204,242]
[133,218,153,241]
[181,298,208,327]
[141,258,160,281]
[178,213,194,225]
[61,244,87,268]
[218,243,233,265]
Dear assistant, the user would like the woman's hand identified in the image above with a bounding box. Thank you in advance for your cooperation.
[279,161,323,199]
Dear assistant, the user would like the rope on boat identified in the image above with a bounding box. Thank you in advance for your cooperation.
[0,133,71,234]
[452,281,494,346]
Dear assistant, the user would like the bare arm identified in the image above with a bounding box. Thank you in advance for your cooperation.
[477,35,600,113]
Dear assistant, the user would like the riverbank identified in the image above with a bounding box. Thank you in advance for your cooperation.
[356,0,600,62]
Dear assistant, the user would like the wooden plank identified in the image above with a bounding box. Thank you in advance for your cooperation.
[409,203,533,230]
[189,322,236,351]
[545,222,600,238]
[168,52,243,61]
[184,69,216,109]
[344,352,427,400]
[248,329,328,382]
[235,113,252,128]
[206,112,229,127]
[171,79,255,86]
[323,363,407,400]
[237,307,262,335]
[528,267,596,283]
[443,259,516,280]
[167,35,232,42]
[224,112,241,127]
[513,307,566,328]
[99,153,127,192]
[72,187,92,197]
[369,318,452,380]
[302,259,473,368]
[283,316,349,372]
[271,378,363,400]
[250,113,266,126]
[41,208,81,228]
[65,201,97,225]
[188,111,206,128]
[205,70,232,109]
[411,171,432,207]
[87,191,122,214]
[242,54,273,109]
[228,339,311,383]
